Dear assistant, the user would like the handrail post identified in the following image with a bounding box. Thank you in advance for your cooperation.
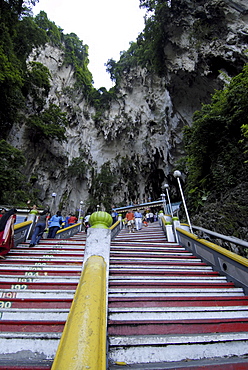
[52,211,112,370]
[173,170,193,234]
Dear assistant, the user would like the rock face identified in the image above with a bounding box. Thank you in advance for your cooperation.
[8,0,248,215]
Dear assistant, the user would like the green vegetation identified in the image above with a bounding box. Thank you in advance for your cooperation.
[67,149,89,179]
[106,0,170,84]
[89,162,116,212]
[0,139,38,206]
[183,64,248,210]
[26,104,68,143]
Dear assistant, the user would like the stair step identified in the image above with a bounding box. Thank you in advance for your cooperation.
[109,296,248,307]
[0,269,81,276]
[0,320,65,332]
[108,332,248,365]
[108,222,248,367]
[108,287,244,297]
[0,308,69,320]
[0,288,75,299]
[108,306,248,320]
[0,298,72,308]
[109,357,248,370]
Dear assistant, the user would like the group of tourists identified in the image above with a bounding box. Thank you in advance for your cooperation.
[0,204,82,258]
[0,204,161,259]
[124,209,159,233]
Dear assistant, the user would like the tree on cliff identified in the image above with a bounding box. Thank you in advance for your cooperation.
[183,64,248,211]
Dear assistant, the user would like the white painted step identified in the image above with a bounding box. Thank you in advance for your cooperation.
[9,249,84,255]
[108,306,248,320]
[0,332,61,359]
[0,275,80,282]
[109,276,227,282]
[0,262,82,274]
[3,256,83,262]
[0,308,69,320]
[109,287,244,297]
[110,265,213,271]
[108,333,248,365]
[0,288,75,299]
[110,250,192,256]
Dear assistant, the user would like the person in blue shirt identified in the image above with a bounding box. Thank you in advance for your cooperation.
[134,209,143,231]
[47,211,63,238]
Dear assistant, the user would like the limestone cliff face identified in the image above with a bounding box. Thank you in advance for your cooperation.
[8,0,248,213]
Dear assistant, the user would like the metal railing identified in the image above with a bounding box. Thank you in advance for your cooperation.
[176,226,248,295]
[192,225,248,249]
[14,221,32,247]
[110,219,122,240]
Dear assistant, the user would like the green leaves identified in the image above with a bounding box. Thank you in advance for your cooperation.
[183,64,248,208]
[26,104,68,143]
[68,150,88,179]
[0,139,26,203]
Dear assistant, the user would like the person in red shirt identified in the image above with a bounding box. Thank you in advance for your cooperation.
[125,210,135,233]
[0,208,6,218]
[0,208,17,259]
[68,214,78,225]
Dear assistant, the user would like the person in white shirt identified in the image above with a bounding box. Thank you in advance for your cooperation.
[134,209,143,231]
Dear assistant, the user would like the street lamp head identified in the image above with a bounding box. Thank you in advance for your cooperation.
[173,170,182,178]
[80,201,84,205]
[52,192,57,198]
[163,183,169,189]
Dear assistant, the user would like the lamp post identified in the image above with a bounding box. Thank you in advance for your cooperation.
[160,193,166,214]
[51,192,57,213]
[173,170,193,233]
[164,183,173,218]
[79,201,84,231]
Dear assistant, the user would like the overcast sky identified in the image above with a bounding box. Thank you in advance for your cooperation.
[33,0,146,89]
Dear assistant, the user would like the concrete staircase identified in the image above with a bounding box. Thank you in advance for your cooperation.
[0,232,86,369]
[108,222,248,369]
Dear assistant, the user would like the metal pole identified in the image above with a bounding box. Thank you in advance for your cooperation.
[160,193,166,214]
[164,184,173,218]
[173,171,193,234]
[79,201,83,231]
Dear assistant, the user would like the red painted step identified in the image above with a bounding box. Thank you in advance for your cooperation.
[0,297,72,309]
[0,320,65,332]
[109,281,235,288]
[109,296,248,308]
[0,281,78,289]
[108,318,248,335]
[0,269,81,276]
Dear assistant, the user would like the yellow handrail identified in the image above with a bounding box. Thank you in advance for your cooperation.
[52,255,107,370]
[14,220,32,230]
[177,226,248,267]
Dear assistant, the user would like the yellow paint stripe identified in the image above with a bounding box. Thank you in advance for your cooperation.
[14,221,32,230]
[52,255,107,370]
[109,220,120,230]
[56,222,81,233]
[177,227,248,267]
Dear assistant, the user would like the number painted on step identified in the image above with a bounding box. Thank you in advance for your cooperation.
[11,284,27,290]
[18,278,33,282]
[43,255,53,258]
[25,271,39,276]
[1,292,17,298]
[0,312,2,320]
[34,262,47,266]
[0,301,12,308]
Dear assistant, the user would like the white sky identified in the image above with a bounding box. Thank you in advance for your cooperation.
[32,0,146,89]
